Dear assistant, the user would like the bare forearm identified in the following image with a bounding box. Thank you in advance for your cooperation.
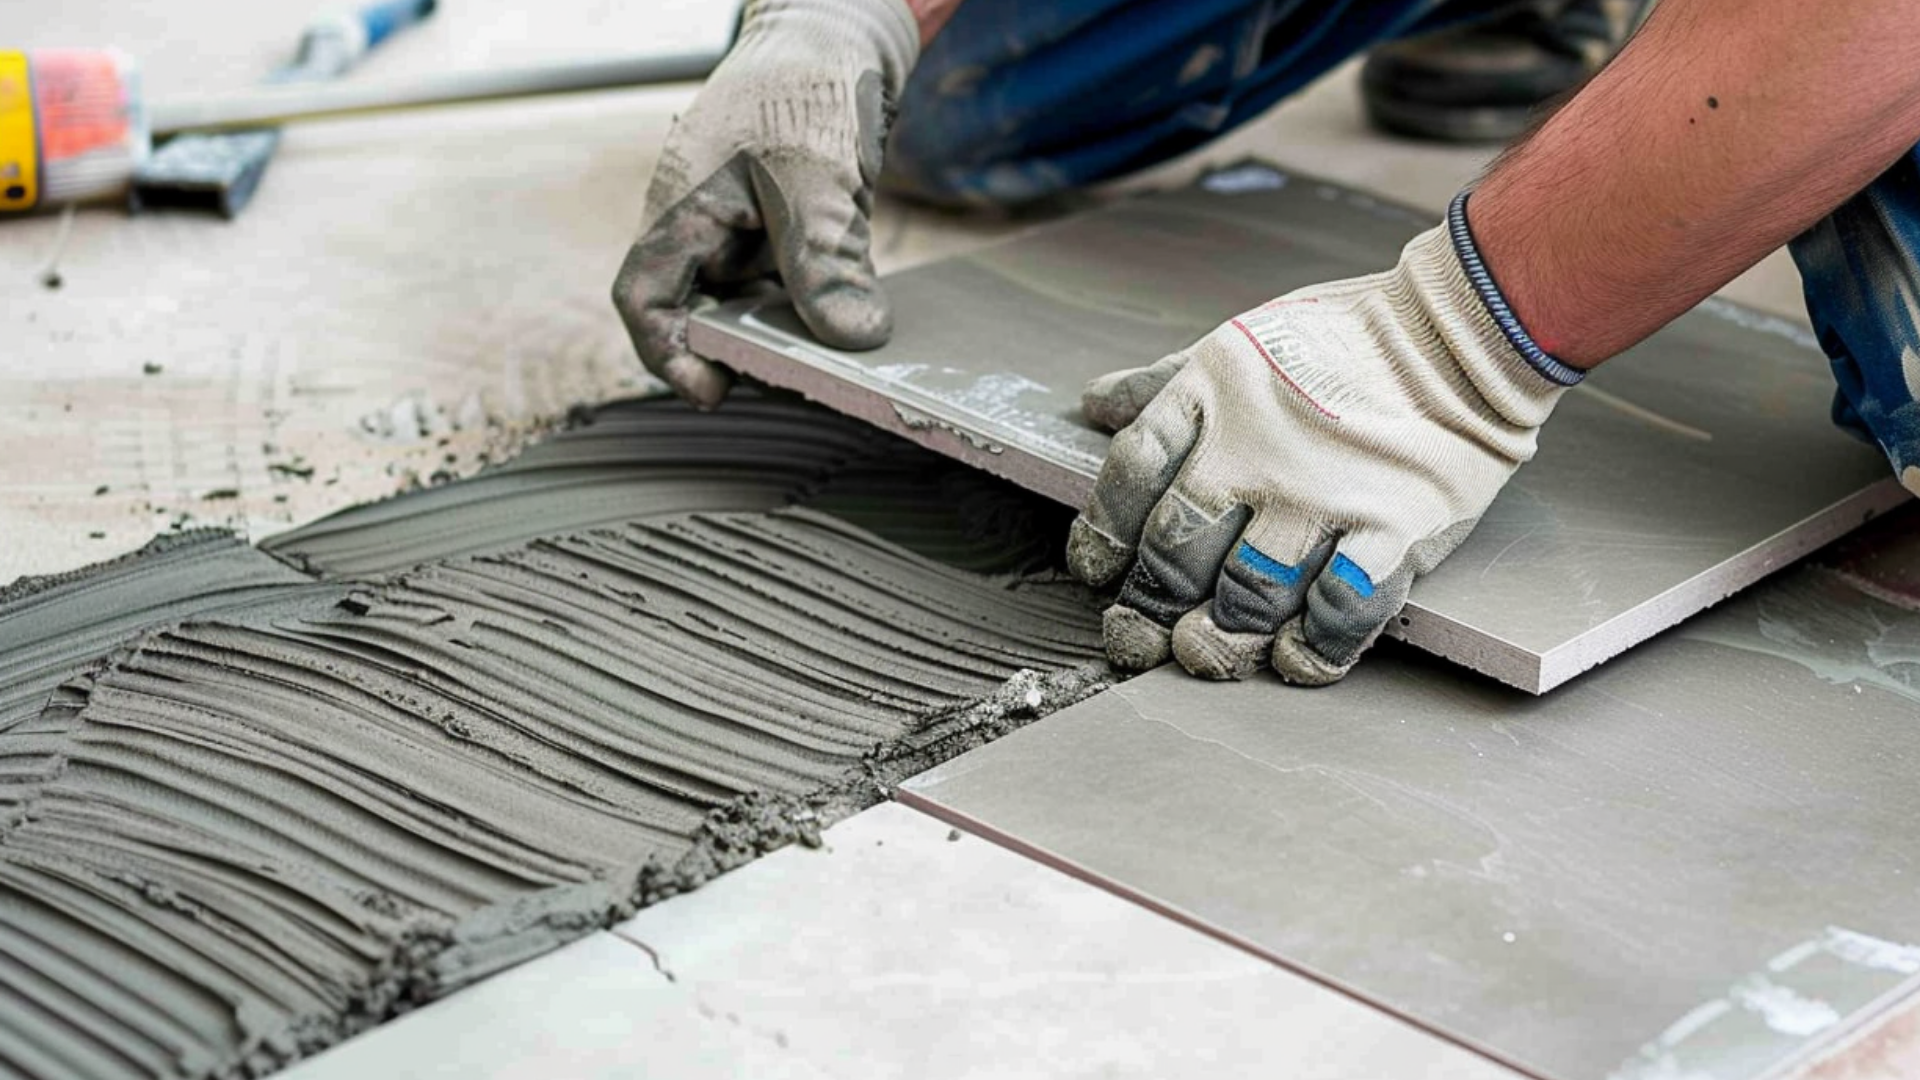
[1471,0,1920,367]
[903,0,962,43]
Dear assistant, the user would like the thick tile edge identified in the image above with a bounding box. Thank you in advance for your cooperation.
[1535,479,1912,693]
[688,314,1095,508]
[1382,609,1544,694]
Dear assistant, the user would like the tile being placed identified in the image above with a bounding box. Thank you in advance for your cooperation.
[899,568,1920,1080]
[690,167,1905,692]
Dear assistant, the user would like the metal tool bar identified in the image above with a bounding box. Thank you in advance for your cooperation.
[149,50,723,136]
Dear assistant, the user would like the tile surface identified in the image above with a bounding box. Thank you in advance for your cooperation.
[900,569,1920,1080]
[284,803,1521,1080]
[692,173,1904,692]
[278,933,817,1080]
[614,801,1520,1080]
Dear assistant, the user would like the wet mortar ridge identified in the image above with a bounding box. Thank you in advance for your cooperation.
[0,393,1106,1080]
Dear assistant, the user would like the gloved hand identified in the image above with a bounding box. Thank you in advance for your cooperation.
[612,0,919,408]
[1068,212,1580,685]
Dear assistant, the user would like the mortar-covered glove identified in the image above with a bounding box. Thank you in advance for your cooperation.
[612,0,919,408]
[1068,204,1582,685]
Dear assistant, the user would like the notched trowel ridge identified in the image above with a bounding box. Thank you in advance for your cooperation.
[0,394,1104,1080]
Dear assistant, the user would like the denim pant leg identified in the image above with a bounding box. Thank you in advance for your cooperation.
[887,0,1521,205]
[1789,149,1920,493]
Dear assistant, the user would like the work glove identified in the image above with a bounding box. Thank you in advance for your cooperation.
[612,0,919,408]
[1068,207,1581,685]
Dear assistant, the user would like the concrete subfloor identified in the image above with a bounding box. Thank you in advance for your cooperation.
[5,2,1874,1077]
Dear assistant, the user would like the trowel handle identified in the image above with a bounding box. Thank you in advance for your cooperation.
[283,0,438,82]
[355,0,438,49]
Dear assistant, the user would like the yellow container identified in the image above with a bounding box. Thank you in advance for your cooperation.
[0,48,148,213]
[0,51,37,210]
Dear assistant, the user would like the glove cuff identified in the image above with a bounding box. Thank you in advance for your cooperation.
[1445,189,1585,388]
[739,0,921,91]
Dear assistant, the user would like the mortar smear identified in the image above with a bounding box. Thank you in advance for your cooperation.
[0,395,1106,1079]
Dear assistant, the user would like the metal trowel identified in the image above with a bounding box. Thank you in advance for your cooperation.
[131,0,440,218]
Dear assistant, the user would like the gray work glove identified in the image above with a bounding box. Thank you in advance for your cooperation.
[612,0,919,408]
[1069,220,1576,685]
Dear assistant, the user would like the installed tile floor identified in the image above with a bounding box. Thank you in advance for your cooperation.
[900,571,1920,1080]
[277,934,771,1080]
[284,803,1520,1080]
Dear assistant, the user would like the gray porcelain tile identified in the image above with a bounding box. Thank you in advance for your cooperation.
[614,801,1520,1080]
[900,568,1920,1080]
[279,932,820,1080]
[691,171,1904,693]
[285,806,1520,1080]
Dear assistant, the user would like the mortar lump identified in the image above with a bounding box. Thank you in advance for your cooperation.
[0,395,1105,1080]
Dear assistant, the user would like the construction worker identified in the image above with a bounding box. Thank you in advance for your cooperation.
[612,0,1920,686]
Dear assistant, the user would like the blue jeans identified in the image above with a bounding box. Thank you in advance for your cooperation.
[891,1,1920,488]
[1791,154,1920,491]
[888,0,1517,205]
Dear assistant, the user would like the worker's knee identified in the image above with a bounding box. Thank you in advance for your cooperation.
[883,0,1490,208]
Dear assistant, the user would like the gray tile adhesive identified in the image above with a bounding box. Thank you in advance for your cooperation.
[0,393,1108,1080]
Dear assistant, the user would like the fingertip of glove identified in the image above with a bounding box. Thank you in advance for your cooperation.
[664,354,734,411]
[801,283,893,352]
[1080,373,1137,433]
[1270,619,1354,687]
[1171,605,1266,681]
[1102,605,1173,671]
[1066,517,1132,586]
